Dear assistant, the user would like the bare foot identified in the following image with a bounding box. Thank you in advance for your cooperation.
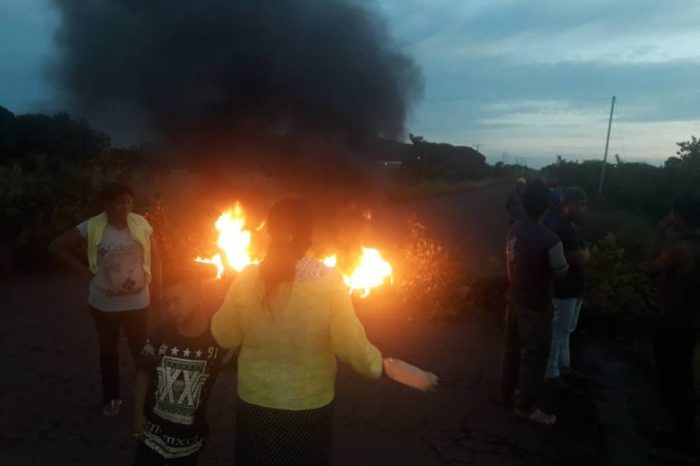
[513,407,556,426]
[102,398,122,417]
[649,446,699,463]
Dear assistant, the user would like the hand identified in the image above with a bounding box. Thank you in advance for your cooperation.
[82,268,95,282]
[221,349,237,369]
[383,358,440,392]
[582,248,591,263]
[419,371,440,392]
[150,289,163,310]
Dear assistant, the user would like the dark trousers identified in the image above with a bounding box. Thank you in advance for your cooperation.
[502,302,553,411]
[132,442,200,466]
[90,306,148,403]
[653,318,697,454]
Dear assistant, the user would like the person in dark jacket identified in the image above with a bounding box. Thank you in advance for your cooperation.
[646,194,700,463]
[506,177,527,226]
[502,180,569,425]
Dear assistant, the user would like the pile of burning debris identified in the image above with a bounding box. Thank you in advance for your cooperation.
[192,201,393,299]
[146,192,487,317]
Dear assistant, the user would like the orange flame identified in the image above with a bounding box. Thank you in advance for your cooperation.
[195,202,258,278]
[322,255,338,268]
[194,253,225,279]
[196,203,393,297]
[323,248,393,298]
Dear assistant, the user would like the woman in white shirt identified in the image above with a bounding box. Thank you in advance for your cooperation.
[50,182,161,416]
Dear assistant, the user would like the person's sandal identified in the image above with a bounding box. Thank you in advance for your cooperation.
[102,399,122,417]
[514,407,556,426]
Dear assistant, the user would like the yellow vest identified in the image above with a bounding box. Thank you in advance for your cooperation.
[86,212,152,284]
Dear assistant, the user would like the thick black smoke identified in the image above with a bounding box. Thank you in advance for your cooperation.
[50,0,423,145]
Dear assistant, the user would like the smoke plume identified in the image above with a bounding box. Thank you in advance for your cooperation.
[50,0,423,146]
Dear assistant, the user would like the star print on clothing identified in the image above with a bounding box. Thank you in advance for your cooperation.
[158,344,168,356]
[141,339,156,358]
[183,348,191,357]
[170,346,179,356]
[195,349,203,358]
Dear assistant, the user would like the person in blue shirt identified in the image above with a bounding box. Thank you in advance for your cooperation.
[545,188,589,389]
[542,177,562,228]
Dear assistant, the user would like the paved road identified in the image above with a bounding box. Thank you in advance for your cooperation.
[1,184,606,466]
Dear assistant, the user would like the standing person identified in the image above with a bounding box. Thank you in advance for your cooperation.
[133,264,229,465]
[506,177,528,226]
[212,199,434,465]
[646,194,700,463]
[545,187,589,388]
[543,177,562,228]
[502,180,569,425]
[50,182,161,416]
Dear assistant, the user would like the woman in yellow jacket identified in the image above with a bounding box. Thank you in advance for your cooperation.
[211,198,383,465]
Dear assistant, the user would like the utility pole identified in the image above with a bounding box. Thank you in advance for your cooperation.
[598,95,616,194]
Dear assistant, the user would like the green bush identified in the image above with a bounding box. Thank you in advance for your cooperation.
[0,106,110,166]
[0,150,160,272]
[400,134,491,181]
[582,203,655,260]
[0,155,97,270]
[545,136,700,221]
[584,234,658,344]
[394,217,470,319]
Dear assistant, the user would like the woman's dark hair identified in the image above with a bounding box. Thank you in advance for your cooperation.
[673,193,700,228]
[523,179,550,218]
[260,198,313,297]
[99,182,134,207]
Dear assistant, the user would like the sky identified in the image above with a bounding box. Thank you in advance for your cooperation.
[1,0,699,167]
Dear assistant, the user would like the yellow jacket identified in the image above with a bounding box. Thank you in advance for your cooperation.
[211,259,383,410]
[86,212,153,284]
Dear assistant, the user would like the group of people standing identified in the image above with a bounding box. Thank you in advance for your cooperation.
[46,177,699,464]
[503,177,700,462]
[503,178,587,425]
[50,183,436,466]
